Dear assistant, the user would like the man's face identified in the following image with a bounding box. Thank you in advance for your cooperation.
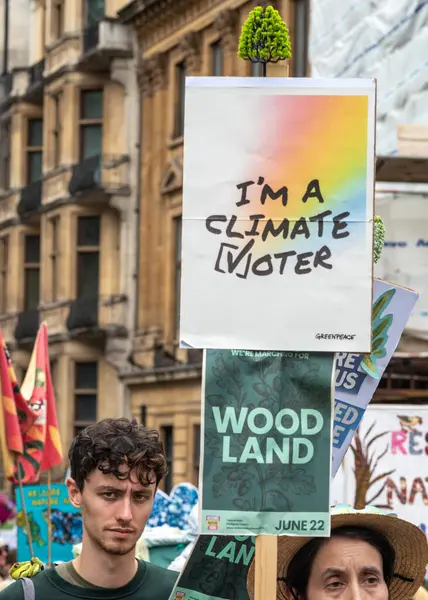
[67,465,156,557]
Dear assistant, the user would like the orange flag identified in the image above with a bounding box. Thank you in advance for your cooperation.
[16,322,63,483]
[0,330,24,478]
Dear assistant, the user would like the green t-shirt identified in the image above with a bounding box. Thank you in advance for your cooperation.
[0,561,178,599]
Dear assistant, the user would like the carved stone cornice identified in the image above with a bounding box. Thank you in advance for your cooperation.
[213,8,239,51]
[178,31,202,73]
[137,53,168,97]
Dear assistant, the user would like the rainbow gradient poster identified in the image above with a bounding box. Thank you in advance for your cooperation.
[180,78,376,352]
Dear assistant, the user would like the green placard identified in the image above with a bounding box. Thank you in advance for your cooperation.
[200,350,334,536]
[169,535,254,600]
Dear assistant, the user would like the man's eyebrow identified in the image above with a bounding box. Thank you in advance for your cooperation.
[95,485,125,492]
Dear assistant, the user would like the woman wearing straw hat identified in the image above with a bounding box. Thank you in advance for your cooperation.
[248,505,428,599]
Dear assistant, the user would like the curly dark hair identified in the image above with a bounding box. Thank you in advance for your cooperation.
[68,418,168,491]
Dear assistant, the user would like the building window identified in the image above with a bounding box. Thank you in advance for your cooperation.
[77,216,100,298]
[79,90,103,161]
[52,1,65,40]
[293,0,309,77]
[211,40,223,76]
[53,93,62,167]
[174,216,182,338]
[50,216,60,301]
[50,358,58,402]
[27,119,43,184]
[174,62,186,139]
[84,0,105,27]
[193,424,200,485]
[0,237,8,314]
[251,62,264,76]
[160,425,173,494]
[0,121,11,190]
[24,235,40,311]
[73,362,98,437]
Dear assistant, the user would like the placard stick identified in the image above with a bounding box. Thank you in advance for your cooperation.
[254,58,288,600]
[47,469,52,566]
[255,536,278,600]
[16,465,34,558]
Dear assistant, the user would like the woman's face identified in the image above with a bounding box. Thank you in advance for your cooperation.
[305,536,389,599]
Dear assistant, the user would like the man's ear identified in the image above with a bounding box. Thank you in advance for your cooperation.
[67,477,82,508]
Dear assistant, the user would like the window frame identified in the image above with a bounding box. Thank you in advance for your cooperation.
[52,0,65,40]
[76,215,101,299]
[211,39,223,76]
[26,118,43,185]
[0,236,8,314]
[0,120,11,190]
[173,62,186,139]
[23,234,41,312]
[53,93,63,168]
[73,361,98,436]
[50,216,60,301]
[79,89,104,162]
[160,425,174,494]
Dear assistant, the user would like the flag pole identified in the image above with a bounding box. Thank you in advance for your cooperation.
[47,469,52,566]
[16,464,34,558]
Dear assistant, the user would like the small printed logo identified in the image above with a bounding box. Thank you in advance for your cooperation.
[206,515,220,531]
[174,592,186,600]
[316,333,356,341]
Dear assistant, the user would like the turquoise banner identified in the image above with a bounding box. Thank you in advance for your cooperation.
[169,535,254,600]
[16,483,82,563]
[201,350,334,535]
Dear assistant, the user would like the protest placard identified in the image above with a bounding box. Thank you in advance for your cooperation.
[180,77,376,352]
[16,483,81,563]
[169,535,254,600]
[332,404,428,536]
[200,350,334,536]
[332,279,419,477]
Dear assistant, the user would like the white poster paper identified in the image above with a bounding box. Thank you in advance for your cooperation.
[180,77,376,352]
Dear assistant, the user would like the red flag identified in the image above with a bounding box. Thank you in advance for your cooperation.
[0,330,24,478]
[15,323,63,483]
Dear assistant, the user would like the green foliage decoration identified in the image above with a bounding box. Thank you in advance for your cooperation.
[373,215,385,264]
[238,5,292,64]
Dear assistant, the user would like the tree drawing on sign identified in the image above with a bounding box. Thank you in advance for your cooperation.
[238,6,291,76]
[351,423,395,510]
[206,352,318,512]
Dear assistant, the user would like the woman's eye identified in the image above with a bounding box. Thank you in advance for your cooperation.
[103,492,115,499]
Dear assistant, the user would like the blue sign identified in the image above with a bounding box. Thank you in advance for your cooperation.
[16,484,82,564]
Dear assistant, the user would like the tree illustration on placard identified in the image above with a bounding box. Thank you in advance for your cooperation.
[238,5,291,76]
[351,423,395,510]
[206,352,321,512]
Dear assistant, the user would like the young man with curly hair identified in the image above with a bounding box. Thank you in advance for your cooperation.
[0,418,179,599]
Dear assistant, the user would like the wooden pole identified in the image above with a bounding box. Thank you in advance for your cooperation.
[253,58,289,600]
[47,469,52,566]
[16,466,34,558]
[255,536,278,600]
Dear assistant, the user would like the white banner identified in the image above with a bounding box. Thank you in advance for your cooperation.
[375,192,428,338]
[332,404,428,537]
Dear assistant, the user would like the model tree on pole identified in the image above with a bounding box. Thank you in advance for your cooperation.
[238,5,292,76]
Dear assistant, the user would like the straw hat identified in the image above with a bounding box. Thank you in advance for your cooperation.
[248,505,428,600]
